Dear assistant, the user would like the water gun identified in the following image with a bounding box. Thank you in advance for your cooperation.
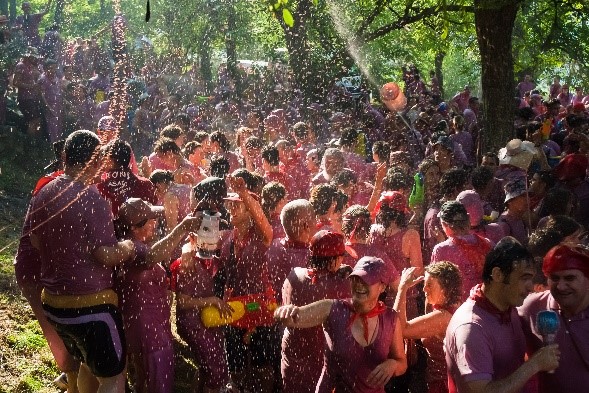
[409,172,424,208]
[201,290,278,329]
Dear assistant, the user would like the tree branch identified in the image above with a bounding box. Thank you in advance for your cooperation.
[361,4,474,43]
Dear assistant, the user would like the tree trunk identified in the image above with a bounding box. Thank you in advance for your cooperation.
[225,0,238,86]
[0,0,8,19]
[9,0,15,21]
[281,0,322,104]
[53,0,65,27]
[474,0,519,151]
[198,26,214,94]
[435,51,446,98]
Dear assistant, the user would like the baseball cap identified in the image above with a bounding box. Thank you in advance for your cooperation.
[456,190,484,227]
[349,256,391,286]
[118,198,164,226]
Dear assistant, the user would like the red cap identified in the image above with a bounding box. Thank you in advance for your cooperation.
[310,230,346,257]
[553,154,589,181]
[543,244,589,278]
[573,102,586,112]
[373,191,409,216]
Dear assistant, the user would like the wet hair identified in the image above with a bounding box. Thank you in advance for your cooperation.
[340,128,358,147]
[105,139,131,167]
[174,113,190,127]
[372,141,391,163]
[308,255,340,271]
[321,148,345,172]
[261,181,286,217]
[439,168,468,198]
[418,158,439,176]
[64,130,100,167]
[383,169,412,192]
[149,169,174,185]
[262,146,280,166]
[540,187,573,217]
[331,169,357,188]
[471,166,494,193]
[341,205,371,240]
[482,237,533,284]
[425,261,463,307]
[528,225,577,258]
[245,136,264,150]
[232,168,265,192]
[376,203,407,229]
[292,122,309,139]
[545,215,581,237]
[310,184,338,215]
[160,125,184,140]
[182,141,202,159]
[209,155,230,179]
[210,131,231,152]
[334,190,348,214]
[154,138,181,155]
[193,131,210,144]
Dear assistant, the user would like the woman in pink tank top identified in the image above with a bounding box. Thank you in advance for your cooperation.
[394,262,463,393]
[275,257,407,393]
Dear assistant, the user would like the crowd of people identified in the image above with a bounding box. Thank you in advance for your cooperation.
[4,3,589,393]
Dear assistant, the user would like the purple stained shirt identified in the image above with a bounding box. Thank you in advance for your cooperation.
[266,238,308,304]
[445,298,527,393]
[16,13,44,47]
[281,267,351,393]
[450,131,475,167]
[317,299,398,393]
[30,176,118,295]
[498,213,529,246]
[517,291,589,393]
[219,229,270,297]
[115,242,171,354]
[431,235,492,301]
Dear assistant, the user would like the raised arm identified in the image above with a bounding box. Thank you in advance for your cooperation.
[145,214,202,266]
[366,162,387,214]
[229,175,273,246]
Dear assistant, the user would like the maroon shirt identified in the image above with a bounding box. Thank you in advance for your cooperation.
[282,267,351,393]
[97,167,158,216]
[317,300,398,393]
[30,176,118,295]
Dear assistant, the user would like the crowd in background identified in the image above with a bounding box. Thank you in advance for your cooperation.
[5,2,589,393]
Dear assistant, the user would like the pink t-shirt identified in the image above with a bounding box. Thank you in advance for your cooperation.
[445,299,527,393]
[431,234,492,301]
[30,176,118,295]
[517,291,589,393]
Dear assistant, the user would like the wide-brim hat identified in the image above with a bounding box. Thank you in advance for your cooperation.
[498,139,536,171]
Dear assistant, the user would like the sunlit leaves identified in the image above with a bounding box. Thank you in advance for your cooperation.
[282,8,295,27]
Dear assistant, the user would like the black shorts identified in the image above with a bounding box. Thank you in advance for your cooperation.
[42,291,126,378]
[224,325,281,372]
